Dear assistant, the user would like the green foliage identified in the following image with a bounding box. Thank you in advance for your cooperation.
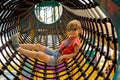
[112,0,120,7]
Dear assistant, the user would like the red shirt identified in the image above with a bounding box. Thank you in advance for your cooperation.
[59,37,80,55]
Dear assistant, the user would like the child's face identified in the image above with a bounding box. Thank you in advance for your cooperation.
[67,28,80,38]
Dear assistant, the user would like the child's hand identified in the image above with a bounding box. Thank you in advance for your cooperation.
[56,55,64,64]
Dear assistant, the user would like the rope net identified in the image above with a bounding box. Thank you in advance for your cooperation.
[0,0,118,80]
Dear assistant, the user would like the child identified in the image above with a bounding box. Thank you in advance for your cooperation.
[11,20,82,66]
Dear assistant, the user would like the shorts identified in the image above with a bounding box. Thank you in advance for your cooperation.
[44,47,62,66]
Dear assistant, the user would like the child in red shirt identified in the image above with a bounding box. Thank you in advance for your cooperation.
[11,20,82,66]
[59,37,80,61]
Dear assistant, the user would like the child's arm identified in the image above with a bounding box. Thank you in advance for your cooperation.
[57,45,80,63]
[63,45,80,59]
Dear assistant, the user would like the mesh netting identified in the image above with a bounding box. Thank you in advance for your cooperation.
[0,0,118,80]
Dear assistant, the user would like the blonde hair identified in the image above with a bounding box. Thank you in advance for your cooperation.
[66,19,82,33]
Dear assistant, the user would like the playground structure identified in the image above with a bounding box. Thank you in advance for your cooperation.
[0,0,119,80]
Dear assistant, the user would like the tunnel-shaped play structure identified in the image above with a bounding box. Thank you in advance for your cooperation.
[0,0,118,80]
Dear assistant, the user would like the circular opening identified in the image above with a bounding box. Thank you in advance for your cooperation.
[34,1,63,24]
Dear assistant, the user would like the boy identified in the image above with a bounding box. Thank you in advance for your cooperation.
[11,20,82,66]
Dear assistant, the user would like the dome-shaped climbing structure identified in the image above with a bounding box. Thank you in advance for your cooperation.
[0,0,118,80]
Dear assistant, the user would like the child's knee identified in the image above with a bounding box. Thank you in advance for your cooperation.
[35,43,42,48]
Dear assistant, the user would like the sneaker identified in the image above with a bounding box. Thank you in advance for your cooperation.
[10,33,20,50]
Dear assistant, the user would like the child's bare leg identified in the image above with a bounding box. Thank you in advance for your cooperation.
[20,44,45,52]
[18,47,50,63]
